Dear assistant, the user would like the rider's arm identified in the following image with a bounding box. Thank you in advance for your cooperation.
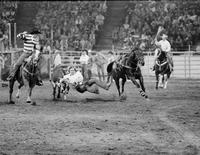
[74,71,84,84]
[154,26,163,46]
[17,31,28,40]
[165,41,171,52]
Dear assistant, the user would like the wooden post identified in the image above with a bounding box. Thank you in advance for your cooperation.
[8,23,12,49]
[14,23,16,48]
[49,27,54,80]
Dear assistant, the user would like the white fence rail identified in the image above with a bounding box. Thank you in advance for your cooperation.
[59,50,200,79]
[1,50,200,86]
[143,51,200,79]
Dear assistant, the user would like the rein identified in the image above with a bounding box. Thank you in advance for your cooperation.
[156,60,168,66]
[23,59,38,76]
[23,67,34,76]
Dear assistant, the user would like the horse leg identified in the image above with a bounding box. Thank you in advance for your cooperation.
[158,74,163,88]
[53,85,56,100]
[26,86,32,103]
[16,82,24,98]
[138,76,145,92]
[114,78,121,96]
[121,77,126,95]
[129,77,148,99]
[164,73,170,89]
[57,85,61,99]
[8,80,15,104]
[64,84,70,100]
[155,73,159,89]
[52,82,56,100]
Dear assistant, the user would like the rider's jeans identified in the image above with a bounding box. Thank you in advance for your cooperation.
[10,52,32,76]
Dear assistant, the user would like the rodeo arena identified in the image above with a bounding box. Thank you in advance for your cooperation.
[1,1,200,154]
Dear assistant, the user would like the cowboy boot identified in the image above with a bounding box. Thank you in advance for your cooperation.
[169,64,173,72]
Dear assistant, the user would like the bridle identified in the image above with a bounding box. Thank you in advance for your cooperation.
[23,56,39,76]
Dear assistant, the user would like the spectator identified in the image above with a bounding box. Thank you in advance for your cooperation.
[87,49,93,79]
[79,49,89,80]
[0,30,5,52]
[94,52,107,81]
[95,12,105,26]
[53,50,62,68]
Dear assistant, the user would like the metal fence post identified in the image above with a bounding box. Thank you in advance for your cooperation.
[14,23,16,48]
[184,51,186,79]
[188,45,191,79]
[8,23,12,49]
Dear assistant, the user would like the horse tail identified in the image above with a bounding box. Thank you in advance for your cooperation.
[107,61,114,74]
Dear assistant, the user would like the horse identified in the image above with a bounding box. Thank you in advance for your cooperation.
[107,47,148,99]
[50,65,69,100]
[154,49,172,89]
[8,53,44,105]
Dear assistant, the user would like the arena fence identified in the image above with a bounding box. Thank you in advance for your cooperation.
[0,49,22,85]
[1,49,200,87]
[58,50,200,79]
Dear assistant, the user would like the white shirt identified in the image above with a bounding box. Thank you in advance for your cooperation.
[156,40,171,52]
[62,71,83,85]
[54,54,62,67]
[79,54,89,65]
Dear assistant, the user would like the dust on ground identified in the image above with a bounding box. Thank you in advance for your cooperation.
[0,77,200,154]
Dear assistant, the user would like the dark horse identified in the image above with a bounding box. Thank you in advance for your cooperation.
[8,53,44,104]
[155,48,172,89]
[107,48,148,99]
[50,65,69,100]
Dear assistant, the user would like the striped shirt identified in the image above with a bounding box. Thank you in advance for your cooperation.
[17,33,39,53]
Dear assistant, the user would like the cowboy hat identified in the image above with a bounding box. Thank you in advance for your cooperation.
[30,27,41,34]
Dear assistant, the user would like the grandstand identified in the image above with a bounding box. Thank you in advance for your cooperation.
[1,1,200,81]
[1,1,200,51]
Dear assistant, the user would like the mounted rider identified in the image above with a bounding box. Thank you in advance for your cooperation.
[7,27,43,86]
[153,26,173,71]
[117,31,142,67]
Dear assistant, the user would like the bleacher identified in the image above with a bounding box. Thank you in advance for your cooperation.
[112,1,200,51]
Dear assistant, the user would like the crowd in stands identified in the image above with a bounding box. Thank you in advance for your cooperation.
[34,1,107,52]
[0,1,18,52]
[112,1,200,51]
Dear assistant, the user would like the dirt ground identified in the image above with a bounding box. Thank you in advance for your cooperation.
[0,77,200,155]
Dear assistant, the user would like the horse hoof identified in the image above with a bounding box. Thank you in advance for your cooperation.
[16,95,19,99]
[9,101,15,104]
[53,98,57,101]
[26,100,31,103]
[120,94,127,101]
[31,102,37,106]
[64,95,67,100]
[145,96,150,101]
